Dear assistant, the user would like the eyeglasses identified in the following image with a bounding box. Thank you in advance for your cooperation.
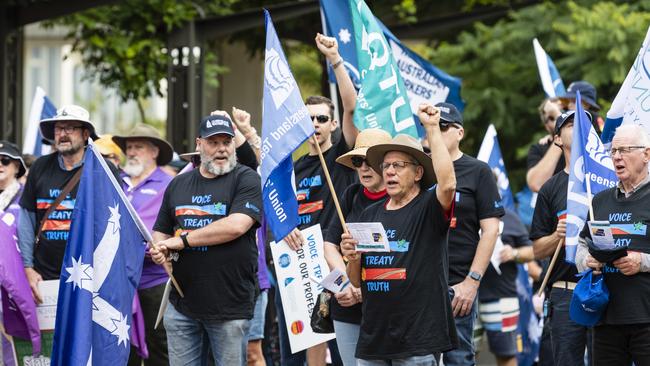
[0,157,12,166]
[380,161,419,171]
[350,156,368,168]
[54,125,83,135]
[609,146,647,156]
[440,123,460,132]
[310,115,330,124]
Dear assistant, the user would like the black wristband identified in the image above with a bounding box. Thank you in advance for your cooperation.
[180,232,190,249]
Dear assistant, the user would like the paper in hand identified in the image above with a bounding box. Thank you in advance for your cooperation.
[346,222,390,252]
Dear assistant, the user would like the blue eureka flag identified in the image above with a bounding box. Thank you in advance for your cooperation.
[23,87,57,157]
[533,38,566,98]
[320,0,360,88]
[565,92,618,263]
[477,124,514,211]
[51,143,146,365]
[602,25,650,144]
[261,9,315,241]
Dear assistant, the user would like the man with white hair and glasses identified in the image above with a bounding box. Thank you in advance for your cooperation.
[577,124,650,365]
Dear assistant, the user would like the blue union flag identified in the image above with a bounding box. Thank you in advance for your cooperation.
[261,9,315,241]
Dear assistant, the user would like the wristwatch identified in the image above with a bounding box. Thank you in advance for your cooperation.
[180,232,191,249]
[468,271,482,282]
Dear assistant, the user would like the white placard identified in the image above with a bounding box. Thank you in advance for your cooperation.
[36,280,59,330]
[489,221,506,275]
[270,224,335,353]
[347,222,390,252]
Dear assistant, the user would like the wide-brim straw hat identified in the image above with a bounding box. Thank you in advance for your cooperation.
[113,124,174,166]
[94,134,125,162]
[366,134,436,188]
[39,105,99,141]
[336,128,392,169]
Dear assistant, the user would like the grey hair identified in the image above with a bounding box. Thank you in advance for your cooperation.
[614,124,650,147]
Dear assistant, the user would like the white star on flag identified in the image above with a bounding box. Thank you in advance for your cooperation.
[338,28,351,44]
[110,313,131,347]
[65,256,93,291]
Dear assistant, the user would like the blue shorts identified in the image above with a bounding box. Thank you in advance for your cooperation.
[485,329,519,358]
[247,290,268,341]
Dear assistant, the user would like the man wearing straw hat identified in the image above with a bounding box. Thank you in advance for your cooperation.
[530,111,591,365]
[112,124,174,366]
[18,105,113,303]
[150,112,261,365]
[576,124,650,365]
[323,128,392,365]
[341,103,457,365]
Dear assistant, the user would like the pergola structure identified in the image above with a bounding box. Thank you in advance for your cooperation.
[1,0,538,151]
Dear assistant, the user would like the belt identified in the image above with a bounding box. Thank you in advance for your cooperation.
[552,281,577,290]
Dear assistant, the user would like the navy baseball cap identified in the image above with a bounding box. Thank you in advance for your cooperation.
[554,110,593,135]
[569,270,609,326]
[434,102,463,126]
[562,81,600,111]
[199,114,235,138]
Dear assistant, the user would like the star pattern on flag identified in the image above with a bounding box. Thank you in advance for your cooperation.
[338,28,351,44]
[110,313,131,347]
[65,256,93,291]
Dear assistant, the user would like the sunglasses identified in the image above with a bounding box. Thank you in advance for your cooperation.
[0,157,13,166]
[350,156,368,168]
[310,114,331,124]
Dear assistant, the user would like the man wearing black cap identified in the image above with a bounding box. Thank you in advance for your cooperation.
[18,105,114,303]
[434,102,504,366]
[150,111,262,365]
[112,124,175,366]
[531,111,591,365]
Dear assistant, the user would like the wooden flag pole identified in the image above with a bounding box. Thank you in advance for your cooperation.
[537,238,565,297]
[312,135,348,234]
[149,243,185,298]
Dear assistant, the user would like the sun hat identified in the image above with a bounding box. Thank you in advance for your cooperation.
[0,141,26,178]
[39,105,99,141]
[113,124,174,166]
[336,129,392,169]
[366,134,435,187]
[94,135,125,162]
[561,81,600,111]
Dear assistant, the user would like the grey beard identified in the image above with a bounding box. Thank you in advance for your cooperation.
[201,152,237,176]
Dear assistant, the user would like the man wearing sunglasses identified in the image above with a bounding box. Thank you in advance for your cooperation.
[526,97,565,193]
[435,102,504,366]
[531,111,592,365]
[576,124,650,365]
[18,105,118,304]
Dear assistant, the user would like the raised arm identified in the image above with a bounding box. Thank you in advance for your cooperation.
[418,103,456,210]
[315,33,358,148]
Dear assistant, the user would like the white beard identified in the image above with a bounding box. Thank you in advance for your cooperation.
[123,159,144,178]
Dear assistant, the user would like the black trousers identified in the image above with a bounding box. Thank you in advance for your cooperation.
[593,323,650,366]
[127,282,169,366]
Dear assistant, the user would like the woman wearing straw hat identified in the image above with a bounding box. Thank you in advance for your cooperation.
[323,128,392,366]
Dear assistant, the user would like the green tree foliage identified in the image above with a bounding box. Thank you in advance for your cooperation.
[421,1,650,191]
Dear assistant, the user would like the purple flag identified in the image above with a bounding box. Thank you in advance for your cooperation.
[0,210,41,356]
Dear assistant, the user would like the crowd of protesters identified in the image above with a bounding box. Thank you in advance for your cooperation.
[2,30,649,366]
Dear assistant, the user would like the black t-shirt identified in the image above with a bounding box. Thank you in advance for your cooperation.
[580,183,650,324]
[526,141,565,176]
[529,171,577,286]
[448,154,505,285]
[324,183,387,324]
[355,189,458,359]
[293,138,356,239]
[153,164,262,320]
[479,209,532,301]
[20,151,119,280]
